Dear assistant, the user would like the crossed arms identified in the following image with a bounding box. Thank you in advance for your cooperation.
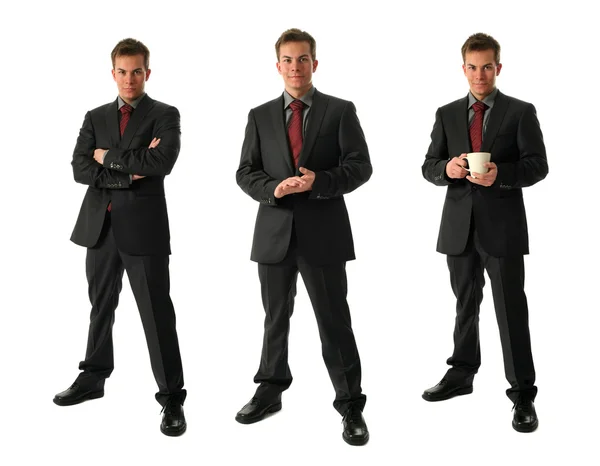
[71,106,181,188]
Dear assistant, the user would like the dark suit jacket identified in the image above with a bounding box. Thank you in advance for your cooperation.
[70,95,181,255]
[236,89,372,266]
[422,91,548,257]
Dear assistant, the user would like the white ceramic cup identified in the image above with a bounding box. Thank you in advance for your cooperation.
[463,152,491,176]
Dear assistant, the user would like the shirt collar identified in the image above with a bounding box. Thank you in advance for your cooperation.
[468,87,498,109]
[118,93,146,110]
[283,86,315,109]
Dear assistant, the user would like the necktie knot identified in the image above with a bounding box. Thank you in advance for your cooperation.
[120,104,133,115]
[472,101,487,114]
[289,99,304,113]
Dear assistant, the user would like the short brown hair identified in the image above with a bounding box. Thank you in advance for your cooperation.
[461,33,501,64]
[111,38,150,69]
[275,28,317,61]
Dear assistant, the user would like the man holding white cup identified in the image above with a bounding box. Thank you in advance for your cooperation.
[421,33,548,432]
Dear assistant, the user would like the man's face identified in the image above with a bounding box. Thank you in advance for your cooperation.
[463,49,502,100]
[112,54,151,103]
[276,41,318,98]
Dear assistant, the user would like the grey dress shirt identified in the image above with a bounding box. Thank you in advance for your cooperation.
[468,87,498,138]
[283,86,316,136]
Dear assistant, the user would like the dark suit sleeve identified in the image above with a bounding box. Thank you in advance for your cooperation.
[310,101,372,199]
[236,110,280,206]
[102,106,181,176]
[71,111,131,189]
[494,104,548,189]
[421,108,455,186]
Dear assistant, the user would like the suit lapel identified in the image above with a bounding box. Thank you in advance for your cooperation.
[105,99,120,148]
[269,96,295,174]
[297,90,327,169]
[481,91,509,153]
[120,95,155,149]
[453,95,471,152]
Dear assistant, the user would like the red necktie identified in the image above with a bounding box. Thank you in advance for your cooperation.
[469,101,487,152]
[288,100,304,167]
[108,104,134,212]
[120,103,133,136]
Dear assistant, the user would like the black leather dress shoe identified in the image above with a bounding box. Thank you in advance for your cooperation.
[235,396,282,424]
[342,406,369,446]
[53,383,104,406]
[512,398,538,433]
[161,400,187,437]
[422,378,473,402]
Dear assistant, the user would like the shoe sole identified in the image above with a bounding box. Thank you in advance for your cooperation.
[235,402,282,425]
[161,424,187,437]
[343,432,370,446]
[53,390,104,407]
[512,419,539,433]
[422,386,473,402]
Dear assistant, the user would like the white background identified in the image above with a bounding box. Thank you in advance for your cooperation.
[1,0,597,464]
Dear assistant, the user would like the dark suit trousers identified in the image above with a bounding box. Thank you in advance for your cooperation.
[254,233,366,415]
[75,214,186,407]
[445,226,537,402]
